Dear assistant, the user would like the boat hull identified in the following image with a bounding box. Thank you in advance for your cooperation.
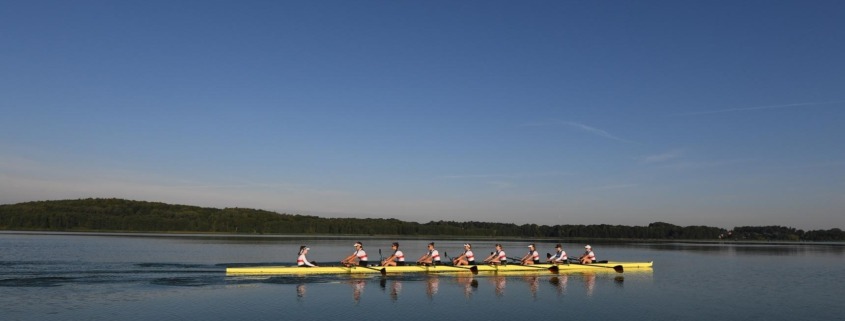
[225,261,653,275]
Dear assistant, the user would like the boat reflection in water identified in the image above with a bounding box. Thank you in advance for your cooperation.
[293,270,650,302]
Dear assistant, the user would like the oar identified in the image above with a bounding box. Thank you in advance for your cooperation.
[342,261,386,275]
[508,256,531,264]
[568,258,623,273]
[443,252,478,274]
[506,256,558,273]
[360,265,387,275]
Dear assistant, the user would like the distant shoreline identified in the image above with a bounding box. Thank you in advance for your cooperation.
[3,230,843,246]
[2,199,842,241]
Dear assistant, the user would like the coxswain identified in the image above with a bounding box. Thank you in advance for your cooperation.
[297,245,317,267]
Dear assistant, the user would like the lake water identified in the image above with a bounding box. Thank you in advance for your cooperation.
[1,232,843,320]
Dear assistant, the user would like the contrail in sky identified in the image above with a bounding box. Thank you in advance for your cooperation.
[561,121,633,143]
[519,120,634,143]
[679,100,845,116]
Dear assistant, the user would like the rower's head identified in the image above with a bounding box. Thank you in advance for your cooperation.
[555,243,562,250]
[585,245,591,250]
[299,245,309,255]
[464,243,471,249]
[354,242,363,249]
[495,243,502,250]
[528,244,535,250]
[392,242,399,249]
[428,242,435,249]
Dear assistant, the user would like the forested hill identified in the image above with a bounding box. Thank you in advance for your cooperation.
[1,198,842,241]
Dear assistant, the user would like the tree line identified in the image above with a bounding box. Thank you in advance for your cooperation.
[1,198,842,241]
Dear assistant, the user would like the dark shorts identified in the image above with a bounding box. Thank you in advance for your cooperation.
[533,259,540,264]
[396,261,405,266]
[467,261,476,265]
[358,261,368,267]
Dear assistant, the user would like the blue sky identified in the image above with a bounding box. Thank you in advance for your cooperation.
[2,1,843,230]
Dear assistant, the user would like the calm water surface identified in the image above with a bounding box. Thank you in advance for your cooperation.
[1,232,843,320]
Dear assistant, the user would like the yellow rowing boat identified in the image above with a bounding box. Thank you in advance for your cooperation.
[225,261,653,275]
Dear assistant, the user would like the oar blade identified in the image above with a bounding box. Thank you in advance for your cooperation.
[470,265,478,274]
[613,265,623,273]
[548,265,559,273]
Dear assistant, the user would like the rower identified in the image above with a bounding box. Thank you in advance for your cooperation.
[417,242,441,265]
[579,244,596,264]
[297,245,317,267]
[520,243,540,265]
[453,243,475,266]
[382,242,405,266]
[547,243,568,264]
[482,244,507,265]
[341,241,369,267]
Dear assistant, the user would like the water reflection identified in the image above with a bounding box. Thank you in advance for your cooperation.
[290,271,651,303]
[426,275,439,299]
[296,283,306,301]
[583,272,596,296]
[454,274,478,298]
[644,243,845,256]
[490,275,506,297]
[548,274,567,296]
[379,278,402,301]
[350,279,366,303]
[523,275,539,300]
[614,276,624,288]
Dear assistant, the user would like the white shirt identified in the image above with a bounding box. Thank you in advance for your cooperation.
[297,253,315,267]
[430,249,441,262]
[551,250,568,262]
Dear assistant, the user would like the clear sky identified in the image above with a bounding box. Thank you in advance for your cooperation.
[2,1,844,230]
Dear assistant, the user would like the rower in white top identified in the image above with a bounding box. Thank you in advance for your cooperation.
[579,244,596,264]
[417,242,441,265]
[341,241,369,267]
[382,242,405,266]
[547,243,568,265]
[452,243,475,265]
[297,245,317,267]
[520,243,540,265]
